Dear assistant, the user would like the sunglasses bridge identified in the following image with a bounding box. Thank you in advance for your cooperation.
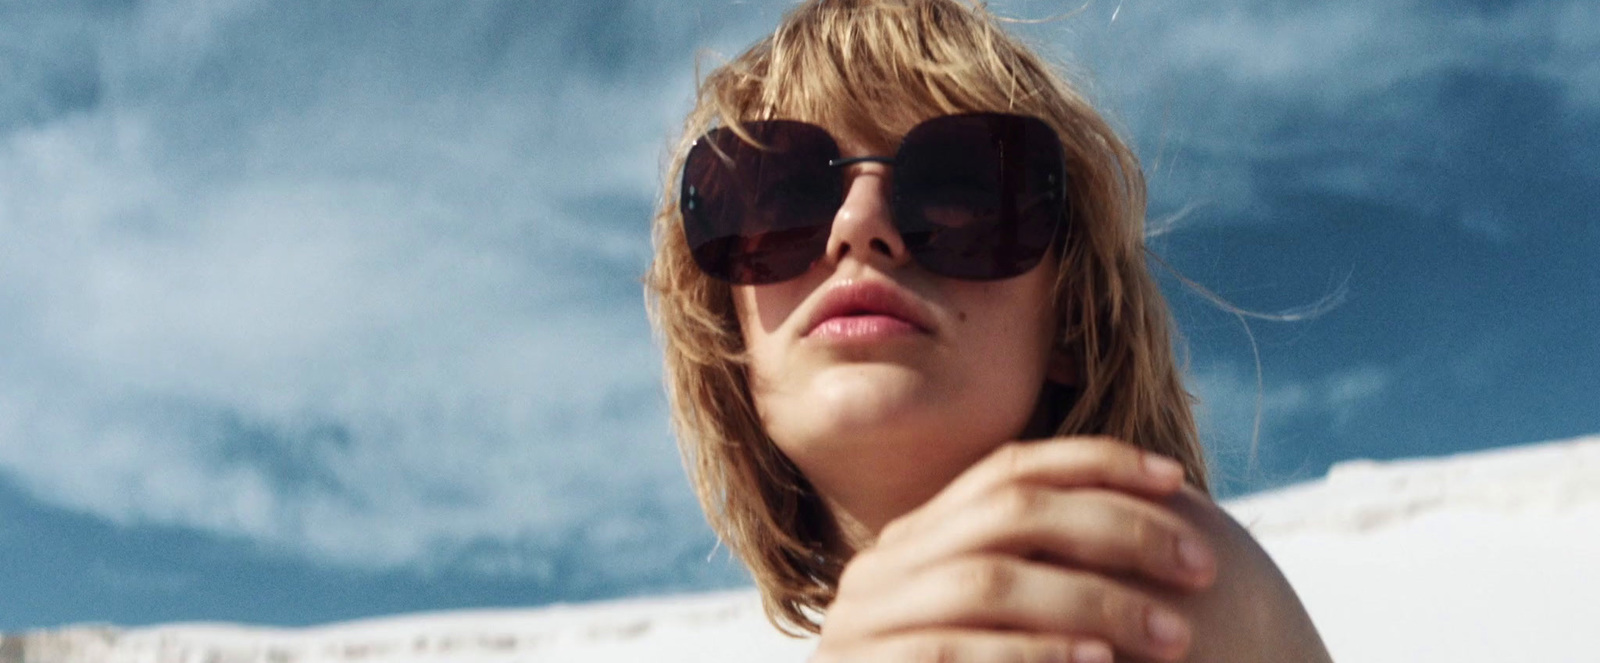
[827,156,896,168]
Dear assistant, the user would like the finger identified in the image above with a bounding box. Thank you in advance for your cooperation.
[812,630,1112,663]
[943,437,1185,514]
[884,437,1185,547]
[878,487,1217,591]
[868,556,1193,663]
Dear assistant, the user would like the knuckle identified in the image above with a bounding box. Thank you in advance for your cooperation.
[990,485,1042,522]
[878,516,910,546]
[949,558,1015,605]
[1070,577,1115,632]
[1059,494,1118,559]
[1098,591,1136,644]
[1129,512,1163,558]
[1062,573,1135,641]
[1092,438,1138,468]
[1100,585,1153,646]
[1057,438,1125,482]
[1035,642,1075,663]
[901,637,961,663]
[993,441,1030,479]
[1128,510,1187,576]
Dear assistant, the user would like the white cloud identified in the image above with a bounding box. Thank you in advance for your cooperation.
[1014,0,1600,231]
[1059,0,1600,110]
[0,0,774,582]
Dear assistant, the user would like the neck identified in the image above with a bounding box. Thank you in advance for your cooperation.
[819,496,880,554]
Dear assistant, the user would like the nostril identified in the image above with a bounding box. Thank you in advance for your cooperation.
[869,238,892,254]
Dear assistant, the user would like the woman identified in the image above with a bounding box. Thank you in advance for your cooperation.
[647,1,1333,661]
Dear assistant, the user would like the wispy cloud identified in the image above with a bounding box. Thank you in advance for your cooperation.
[1033,0,1600,237]
[0,0,776,585]
[1188,362,1394,492]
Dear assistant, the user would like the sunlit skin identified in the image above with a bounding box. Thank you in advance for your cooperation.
[729,130,1334,663]
[732,137,1071,547]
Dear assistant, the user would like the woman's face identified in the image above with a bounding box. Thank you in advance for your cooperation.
[731,130,1066,538]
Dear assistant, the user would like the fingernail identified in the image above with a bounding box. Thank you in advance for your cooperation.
[1143,454,1184,482]
[1177,536,1213,574]
[1072,641,1112,663]
[1147,607,1189,648]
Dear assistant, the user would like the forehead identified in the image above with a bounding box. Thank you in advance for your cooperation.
[756,105,949,157]
[749,82,986,149]
[825,123,899,158]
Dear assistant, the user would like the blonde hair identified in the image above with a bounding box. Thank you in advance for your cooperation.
[645,0,1207,636]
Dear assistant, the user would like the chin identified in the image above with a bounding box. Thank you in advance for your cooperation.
[770,373,1023,482]
[797,365,948,435]
[753,358,1044,514]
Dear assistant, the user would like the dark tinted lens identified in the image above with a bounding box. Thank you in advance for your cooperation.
[893,113,1066,280]
[680,121,842,284]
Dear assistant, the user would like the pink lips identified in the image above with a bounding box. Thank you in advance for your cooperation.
[809,314,921,339]
[803,280,933,341]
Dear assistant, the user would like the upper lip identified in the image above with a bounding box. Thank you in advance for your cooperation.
[802,279,935,336]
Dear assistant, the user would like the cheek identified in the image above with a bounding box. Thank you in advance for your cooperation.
[942,275,1060,419]
[732,277,817,344]
[948,280,1056,371]
[949,299,1052,408]
[732,286,822,455]
[731,283,807,396]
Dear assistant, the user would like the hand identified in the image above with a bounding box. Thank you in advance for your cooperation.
[809,437,1219,663]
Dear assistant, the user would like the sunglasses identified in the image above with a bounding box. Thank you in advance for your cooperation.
[679,112,1069,285]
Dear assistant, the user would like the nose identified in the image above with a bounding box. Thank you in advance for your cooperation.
[823,162,911,272]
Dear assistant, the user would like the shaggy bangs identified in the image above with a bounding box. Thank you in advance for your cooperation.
[709,0,1081,154]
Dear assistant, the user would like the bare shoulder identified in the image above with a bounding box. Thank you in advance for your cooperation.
[1126,486,1336,663]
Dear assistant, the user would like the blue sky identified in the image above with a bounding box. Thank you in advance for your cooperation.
[0,0,1595,629]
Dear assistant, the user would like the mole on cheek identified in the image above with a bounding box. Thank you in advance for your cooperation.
[957,311,968,323]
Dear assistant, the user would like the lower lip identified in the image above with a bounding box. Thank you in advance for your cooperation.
[807,315,923,341]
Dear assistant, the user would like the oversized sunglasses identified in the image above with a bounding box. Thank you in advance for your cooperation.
[680,112,1068,285]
